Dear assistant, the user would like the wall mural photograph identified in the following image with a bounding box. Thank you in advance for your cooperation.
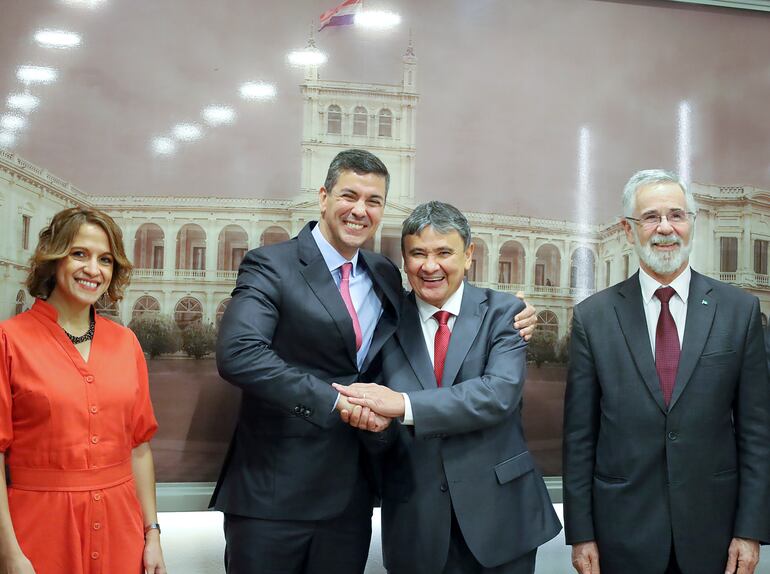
[1,0,769,484]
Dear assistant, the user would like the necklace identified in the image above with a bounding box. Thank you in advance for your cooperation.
[63,316,95,345]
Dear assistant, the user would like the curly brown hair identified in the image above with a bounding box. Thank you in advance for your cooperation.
[25,207,133,301]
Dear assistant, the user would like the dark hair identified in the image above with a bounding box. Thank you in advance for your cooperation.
[26,207,133,301]
[401,201,472,251]
[323,149,390,196]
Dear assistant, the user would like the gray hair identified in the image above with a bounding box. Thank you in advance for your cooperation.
[401,201,472,251]
[323,149,390,196]
[622,169,696,217]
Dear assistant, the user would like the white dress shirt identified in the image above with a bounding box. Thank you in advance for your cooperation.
[401,282,465,425]
[638,265,690,355]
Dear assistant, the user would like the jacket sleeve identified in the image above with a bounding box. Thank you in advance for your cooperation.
[216,249,339,429]
[732,297,770,542]
[562,303,601,544]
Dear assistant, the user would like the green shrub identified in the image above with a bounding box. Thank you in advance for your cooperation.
[129,314,181,358]
[180,322,217,359]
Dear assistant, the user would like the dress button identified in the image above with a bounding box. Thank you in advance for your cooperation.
[93,493,102,501]
[90,405,98,414]
[440,483,448,492]
[294,406,302,414]
[85,375,94,383]
[91,552,100,560]
[667,431,678,441]
[93,522,101,530]
[91,435,99,444]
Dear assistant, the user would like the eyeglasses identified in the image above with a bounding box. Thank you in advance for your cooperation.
[625,209,695,229]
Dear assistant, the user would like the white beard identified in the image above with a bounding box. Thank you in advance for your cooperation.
[634,231,692,276]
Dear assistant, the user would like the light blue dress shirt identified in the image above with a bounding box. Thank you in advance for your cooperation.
[311,224,383,370]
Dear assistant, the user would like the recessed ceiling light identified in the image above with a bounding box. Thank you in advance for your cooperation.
[172,123,202,141]
[151,137,176,155]
[7,94,39,113]
[202,105,236,126]
[354,10,401,30]
[16,66,58,84]
[239,82,277,101]
[0,115,26,131]
[34,29,82,49]
[0,132,16,148]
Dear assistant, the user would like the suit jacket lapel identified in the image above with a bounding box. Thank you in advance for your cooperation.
[442,283,486,387]
[614,273,667,414]
[398,293,436,389]
[669,270,716,410]
[360,250,401,373]
[296,224,358,365]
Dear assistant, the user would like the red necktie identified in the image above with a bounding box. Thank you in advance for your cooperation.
[655,286,680,407]
[433,310,452,387]
[339,262,362,351]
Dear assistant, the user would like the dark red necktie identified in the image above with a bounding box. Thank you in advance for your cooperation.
[433,311,452,387]
[655,287,680,407]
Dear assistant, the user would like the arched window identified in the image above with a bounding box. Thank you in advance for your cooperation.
[133,223,165,269]
[174,297,203,329]
[217,225,248,271]
[378,109,392,137]
[176,224,206,271]
[260,226,290,247]
[95,294,120,323]
[535,244,561,287]
[537,310,559,335]
[570,247,596,290]
[353,106,367,136]
[216,298,231,327]
[15,290,25,315]
[327,105,341,134]
[132,295,161,320]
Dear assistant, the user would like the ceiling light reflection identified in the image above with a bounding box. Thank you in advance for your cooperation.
[17,66,58,84]
[239,82,277,101]
[354,10,401,30]
[0,132,16,149]
[202,105,236,126]
[34,29,82,49]
[151,137,176,155]
[60,0,107,7]
[172,123,202,141]
[7,94,40,113]
[1,115,26,131]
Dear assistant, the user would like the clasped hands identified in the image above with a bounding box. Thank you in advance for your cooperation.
[333,382,405,432]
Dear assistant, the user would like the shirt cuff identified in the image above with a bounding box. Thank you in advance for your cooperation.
[401,393,414,425]
[332,392,340,412]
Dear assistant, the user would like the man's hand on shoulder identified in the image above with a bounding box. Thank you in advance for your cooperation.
[334,382,406,418]
[725,537,759,574]
[336,393,391,432]
[514,291,537,341]
[571,541,600,574]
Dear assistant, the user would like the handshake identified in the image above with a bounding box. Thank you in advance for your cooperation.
[332,382,406,433]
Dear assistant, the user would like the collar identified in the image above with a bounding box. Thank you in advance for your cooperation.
[415,281,465,324]
[639,265,691,305]
[311,222,361,277]
[31,297,58,322]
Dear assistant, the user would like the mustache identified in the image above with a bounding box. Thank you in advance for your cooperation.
[650,234,681,246]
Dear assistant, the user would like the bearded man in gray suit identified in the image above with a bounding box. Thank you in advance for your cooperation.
[563,170,770,574]
[337,201,561,574]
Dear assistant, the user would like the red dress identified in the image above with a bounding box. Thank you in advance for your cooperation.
[0,299,158,574]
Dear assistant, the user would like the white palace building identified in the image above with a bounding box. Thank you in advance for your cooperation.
[2,43,770,339]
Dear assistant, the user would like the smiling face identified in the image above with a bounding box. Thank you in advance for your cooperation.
[622,181,693,283]
[318,170,386,260]
[51,223,114,310]
[403,226,474,308]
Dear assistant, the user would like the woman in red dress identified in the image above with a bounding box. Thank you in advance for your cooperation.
[0,207,167,573]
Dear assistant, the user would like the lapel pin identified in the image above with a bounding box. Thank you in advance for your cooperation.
[701,299,708,305]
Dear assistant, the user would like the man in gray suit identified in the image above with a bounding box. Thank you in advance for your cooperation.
[563,170,770,574]
[336,201,561,574]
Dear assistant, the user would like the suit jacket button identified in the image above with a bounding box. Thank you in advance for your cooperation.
[440,483,448,492]
[294,406,302,415]
[667,431,678,441]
